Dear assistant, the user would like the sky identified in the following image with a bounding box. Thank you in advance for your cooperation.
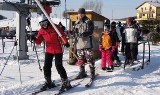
[0,0,153,19]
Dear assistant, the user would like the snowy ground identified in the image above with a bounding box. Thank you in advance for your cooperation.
[0,38,160,95]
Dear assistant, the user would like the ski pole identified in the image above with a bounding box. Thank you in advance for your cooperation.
[26,14,42,72]
[33,42,42,71]
[0,41,15,76]
[34,0,79,60]
[15,40,22,84]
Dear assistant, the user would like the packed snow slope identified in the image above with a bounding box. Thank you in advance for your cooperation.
[0,39,160,95]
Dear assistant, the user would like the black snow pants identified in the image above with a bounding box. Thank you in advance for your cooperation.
[43,52,67,80]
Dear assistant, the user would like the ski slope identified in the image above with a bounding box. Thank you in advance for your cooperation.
[0,39,160,95]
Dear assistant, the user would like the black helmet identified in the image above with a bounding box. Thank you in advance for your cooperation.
[111,21,116,26]
[104,19,110,26]
[110,21,116,29]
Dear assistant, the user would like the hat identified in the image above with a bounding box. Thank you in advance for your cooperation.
[78,8,86,14]
[38,15,48,23]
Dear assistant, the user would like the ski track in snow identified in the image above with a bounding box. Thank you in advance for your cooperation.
[0,40,160,95]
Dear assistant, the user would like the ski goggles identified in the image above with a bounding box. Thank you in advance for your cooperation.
[39,20,48,26]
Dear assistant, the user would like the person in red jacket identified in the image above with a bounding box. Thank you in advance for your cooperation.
[31,15,71,92]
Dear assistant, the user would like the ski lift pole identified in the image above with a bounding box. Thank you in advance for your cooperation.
[34,0,79,60]
[147,40,150,62]
[141,41,146,69]
[15,40,22,84]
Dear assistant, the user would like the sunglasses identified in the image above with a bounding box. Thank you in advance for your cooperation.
[39,21,48,26]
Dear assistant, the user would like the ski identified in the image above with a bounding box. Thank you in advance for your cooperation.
[132,59,150,71]
[31,89,48,95]
[85,73,99,87]
[30,73,88,95]
[124,59,149,71]
[85,78,93,87]
[31,84,59,95]
[54,83,80,95]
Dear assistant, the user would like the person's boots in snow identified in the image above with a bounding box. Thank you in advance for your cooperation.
[59,79,72,92]
[40,76,56,91]
[106,65,114,72]
[89,65,95,79]
[75,65,87,79]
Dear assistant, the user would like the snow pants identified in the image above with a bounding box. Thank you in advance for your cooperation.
[43,53,67,80]
[125,43,138,61]
[76,48,95,74]
[101,50,113,68]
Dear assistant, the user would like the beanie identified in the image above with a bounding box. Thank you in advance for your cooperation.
[78,8,86,14]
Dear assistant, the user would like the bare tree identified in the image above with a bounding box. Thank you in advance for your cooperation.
[81,0,103,14]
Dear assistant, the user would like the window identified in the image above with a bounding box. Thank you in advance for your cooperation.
[150,7,152,10]
[141,7,143,12]
[139,14,142,18]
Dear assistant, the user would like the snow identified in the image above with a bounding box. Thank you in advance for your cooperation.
[0,38,160,95]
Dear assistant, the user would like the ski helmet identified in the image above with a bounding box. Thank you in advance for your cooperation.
[38,15,48,23]
[104,19,110,31]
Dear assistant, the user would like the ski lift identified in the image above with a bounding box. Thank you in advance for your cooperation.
[40,0,61,6]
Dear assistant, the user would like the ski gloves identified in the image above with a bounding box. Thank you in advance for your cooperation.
[64,42,70,48]
[99,45,115,52]
[27,32,37,42]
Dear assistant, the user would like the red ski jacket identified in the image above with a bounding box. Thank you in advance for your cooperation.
[35,24,68,54]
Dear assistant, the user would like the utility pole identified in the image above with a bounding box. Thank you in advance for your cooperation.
[65,0,67,30]
[112,9,113,20]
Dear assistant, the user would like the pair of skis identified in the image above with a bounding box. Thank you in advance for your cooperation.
[31,74,98,95]
[54,74,98,95]
[123,59,150,71]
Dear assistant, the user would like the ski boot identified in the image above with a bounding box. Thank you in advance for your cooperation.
[59,79,72,92]
[40,77,56,91]
[89,65,95,80]
[75,65,87,79]
[114,60,121,67]
[106,65,114,72]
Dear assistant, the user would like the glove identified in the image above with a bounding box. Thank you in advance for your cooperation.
[31,35,36,41]
[111,46,115,52]
[64,42,70,48]
[99,45,103,52]
[115,42,118,48]
[27,32,37,41]
[81,32,90,37]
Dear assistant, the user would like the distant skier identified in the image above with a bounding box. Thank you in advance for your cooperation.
[99,21,119,71]
[30,15,72,92]
[117,21,125,55]
[124,17,139,65]
[110,21,121,67]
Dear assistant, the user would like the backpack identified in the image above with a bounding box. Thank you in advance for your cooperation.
[101,32,112,50]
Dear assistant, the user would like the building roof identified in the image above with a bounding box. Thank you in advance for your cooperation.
[136,1,160,9]
[66,10,107,20]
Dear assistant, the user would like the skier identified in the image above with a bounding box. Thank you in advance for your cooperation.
[117,21,125,55]
[111,21,121,67]
[99,21,119,71]
[30,15,72,92]
[124,17,139,65]
[74,8,95,79]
